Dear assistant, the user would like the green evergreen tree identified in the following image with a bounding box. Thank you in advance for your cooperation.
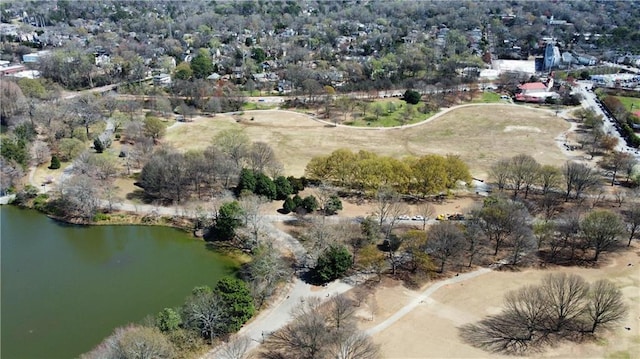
[274,176,293,200]
[315,245,353,283]
[49,155,61,169]
[211,201,243,241]
[156,307,182,332]
[237,168,256,194]
[254,172,276,199]
[282,196,296,214]
[301,195,319,213]
[213,277,255,333]
[93,137,104,153]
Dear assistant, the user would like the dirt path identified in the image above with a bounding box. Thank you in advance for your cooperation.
[365,268,492,336]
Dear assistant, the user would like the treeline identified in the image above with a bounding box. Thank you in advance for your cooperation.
[599,94,640,148]
[305,149,472,196]
[461,273,627,354]
[138,129,283,204]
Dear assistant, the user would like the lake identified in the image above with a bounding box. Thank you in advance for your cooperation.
[0,206,238,359]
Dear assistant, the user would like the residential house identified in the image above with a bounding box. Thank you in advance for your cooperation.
[515,80,558,103]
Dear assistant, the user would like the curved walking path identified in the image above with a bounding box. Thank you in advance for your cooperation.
[365,267,492,336]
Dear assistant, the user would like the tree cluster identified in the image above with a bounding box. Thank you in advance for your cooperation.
[305,149,472,196]
[138,133,282,204]
[460,273,627,354]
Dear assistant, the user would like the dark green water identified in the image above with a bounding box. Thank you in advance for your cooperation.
[0,206,238,359]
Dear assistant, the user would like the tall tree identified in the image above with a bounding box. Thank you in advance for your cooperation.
[580,210,624,261]
[425,221,465,272]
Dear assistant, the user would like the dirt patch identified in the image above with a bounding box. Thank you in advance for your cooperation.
[359,248,640,359]
[504,125,542,133]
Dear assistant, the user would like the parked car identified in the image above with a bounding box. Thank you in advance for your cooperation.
[448,213,465,221]
[397,215,410,220]
[412,215,425,221]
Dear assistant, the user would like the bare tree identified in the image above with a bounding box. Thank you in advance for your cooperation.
[57,175,100,220]
[243,242,291,309]
[581,210,624,261]
[477,198,528,256]
[328,294,356,331]
[540,273,589,333]
[183,288,226,343]
[563,162,600,201]
[327,332,380,359]
[219,335,252,359]
[415,201,435,230]
[537,165,562,196]
[81,325,174,359]
[374,186,402,228]
[425,221,465,272]
[262,298,329,359]
[507,154,540,199]
[463,214,487,267]
[581,279,627,333]
[489,158,511,192]
[509,225,535,266]
[249,141,279,174]
[238,194,267,248]
[557,209,583,260]
[460,274,627,355]
[603,151,635,186]
[623,201,640,246]
[214,128,251,169]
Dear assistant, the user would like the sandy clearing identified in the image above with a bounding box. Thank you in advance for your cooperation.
[360,248,640,359]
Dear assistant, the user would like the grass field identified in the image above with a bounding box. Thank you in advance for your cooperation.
[615,96,640,113]
[472,91,502,103]
[164,105,570,179]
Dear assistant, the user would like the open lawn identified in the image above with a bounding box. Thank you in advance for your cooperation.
[615,96,640,113]
[361,247,640,359]
[164,105,571,179]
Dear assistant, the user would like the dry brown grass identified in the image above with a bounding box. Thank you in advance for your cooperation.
[164,105,570,179]
[361,248,640,359]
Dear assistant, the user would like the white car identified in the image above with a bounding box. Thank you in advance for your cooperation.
[397,215,410,220]
[412,215,425,221]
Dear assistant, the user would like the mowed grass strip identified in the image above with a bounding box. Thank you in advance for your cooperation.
[164,105,570,178]
[615,96,640,112]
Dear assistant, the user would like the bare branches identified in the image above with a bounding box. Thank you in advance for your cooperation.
[459,274,627,355]
[261,296,379,359]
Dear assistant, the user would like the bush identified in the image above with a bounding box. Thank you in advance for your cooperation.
[282,196,296,214]
[301,195,319,213]
[314,245,353,283]
[274,176,293,200]
[403,89,421,104]
[254,172,277,199]
[49,155,61,169]
[92,213,111,222]
[323,195,343,215]
[93,138,105,153]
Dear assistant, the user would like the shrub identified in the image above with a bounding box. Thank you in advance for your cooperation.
[49,155,61,169]
[93,138,105,153]
[282,196,296,214]
[314,245,353,283]
[403,89,421,104]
